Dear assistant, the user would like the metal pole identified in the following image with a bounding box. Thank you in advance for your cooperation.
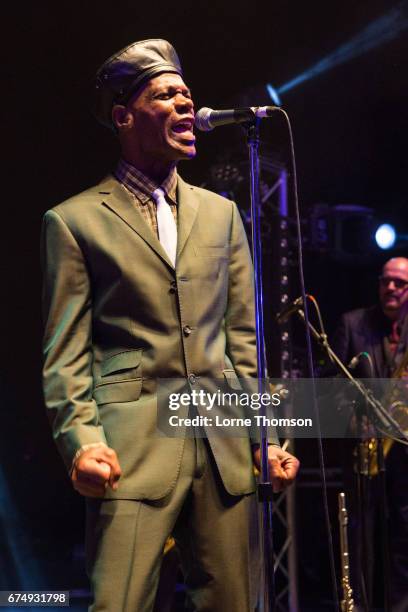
[247,119,276,612]
[278,167,298,612]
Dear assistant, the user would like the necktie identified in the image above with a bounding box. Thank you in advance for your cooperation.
[151,188,177,266]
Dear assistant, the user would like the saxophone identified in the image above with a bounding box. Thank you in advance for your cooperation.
[369,346,408,476]
[338,492,355,612]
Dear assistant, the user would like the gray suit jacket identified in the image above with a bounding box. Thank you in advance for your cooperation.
[42,174,262,499]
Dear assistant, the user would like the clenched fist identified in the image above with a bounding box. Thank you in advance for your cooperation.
[72,445,122,498]
[252,445,300,493]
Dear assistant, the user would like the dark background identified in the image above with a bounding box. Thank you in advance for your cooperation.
[2,0,407,608]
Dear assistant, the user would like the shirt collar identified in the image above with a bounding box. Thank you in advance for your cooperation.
[114,158,178,204]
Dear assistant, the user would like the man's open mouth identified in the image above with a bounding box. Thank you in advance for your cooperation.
[172,119,195,138]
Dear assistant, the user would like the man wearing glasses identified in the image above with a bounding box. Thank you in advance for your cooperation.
[332,257,408,611]
[378,258,408,326]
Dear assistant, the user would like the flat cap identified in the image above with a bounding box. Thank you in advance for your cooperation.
[94,39,183,129]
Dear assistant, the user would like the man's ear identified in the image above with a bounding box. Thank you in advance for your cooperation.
[112,105,134,131]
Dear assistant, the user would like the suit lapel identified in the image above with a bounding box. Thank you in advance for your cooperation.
[176,176,200,260]
[99,177,174,269]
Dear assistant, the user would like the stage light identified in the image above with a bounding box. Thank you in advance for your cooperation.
[266,84,282,106]
[267,2,408,100]
[308,203,379,262]
[375,224,396,250]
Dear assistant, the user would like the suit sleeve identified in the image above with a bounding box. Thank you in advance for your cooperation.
[225,202,279,445]
[224,202,257,378]
[41,209,107,471]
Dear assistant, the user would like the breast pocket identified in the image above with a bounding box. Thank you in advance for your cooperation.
[192,246,230,281]
[93,349,143,405]
[194,246,230,259]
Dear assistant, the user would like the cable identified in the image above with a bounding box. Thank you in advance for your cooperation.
[358,351,375,378]
[305,294,330,351]
[275,107,341,611]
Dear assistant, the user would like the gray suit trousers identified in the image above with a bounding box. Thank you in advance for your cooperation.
[85,438,259,612]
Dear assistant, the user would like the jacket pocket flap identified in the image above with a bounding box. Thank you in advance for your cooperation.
[94,379,143,405]
[101,350,143,376]
[222,369,242,390]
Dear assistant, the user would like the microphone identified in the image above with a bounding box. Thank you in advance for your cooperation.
[276,297,303,324]
[347,351,371,371]
[347,354,361,370]
[194,106,278,132]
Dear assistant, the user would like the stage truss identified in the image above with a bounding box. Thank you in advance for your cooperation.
[206,156,299,611]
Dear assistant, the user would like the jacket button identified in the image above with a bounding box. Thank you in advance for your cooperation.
[169,280,177,293]
[183,325,192,336]
[188,373,196,384]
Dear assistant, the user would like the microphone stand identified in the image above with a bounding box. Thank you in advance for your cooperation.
[293,306,408,443]
[376,428,391,612]
[246,118,276,612]
[354,401,371,612]
[354,383,390,612]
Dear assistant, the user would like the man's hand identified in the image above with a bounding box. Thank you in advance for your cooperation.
[252,445,300,493]
[72,446,122,498]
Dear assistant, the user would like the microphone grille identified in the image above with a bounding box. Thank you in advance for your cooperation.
[194,107,213,131]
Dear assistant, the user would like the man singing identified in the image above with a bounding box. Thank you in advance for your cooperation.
[41,39,299,611]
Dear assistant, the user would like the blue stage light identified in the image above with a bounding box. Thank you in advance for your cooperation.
[267,2,408,100]
[375,224,396,249]
[266,84,282,106]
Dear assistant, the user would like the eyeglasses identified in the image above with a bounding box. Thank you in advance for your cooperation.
[378,276,408,290]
